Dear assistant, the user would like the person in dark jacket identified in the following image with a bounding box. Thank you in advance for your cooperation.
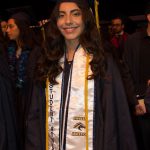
[24,0,137,150]
[111,16,128,60]
[123,3,150,150]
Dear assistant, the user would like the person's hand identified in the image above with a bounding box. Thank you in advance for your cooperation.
[135,99,146,116]
[38,19,48,27]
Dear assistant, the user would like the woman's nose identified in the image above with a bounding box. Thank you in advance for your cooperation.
[6,27,10,32]
[65,15,72,25]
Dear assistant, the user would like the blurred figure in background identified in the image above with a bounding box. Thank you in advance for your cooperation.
[0,19,9,58]
[6,11,42,149]
[0,22,6,56]
[124,3,150,150]
[1,20,8,36]
[111,16,128,60]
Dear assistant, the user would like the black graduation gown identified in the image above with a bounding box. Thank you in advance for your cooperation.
[16,45,42,150]
[24,55,137,150]
[0,55,18,150]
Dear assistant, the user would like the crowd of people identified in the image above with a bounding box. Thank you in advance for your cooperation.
[0,0,150,150]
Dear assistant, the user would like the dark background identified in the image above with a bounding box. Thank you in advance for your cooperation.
[0,0,149,21]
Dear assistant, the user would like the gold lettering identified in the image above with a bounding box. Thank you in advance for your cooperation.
[73,116,85,121]
[72,132,86,136]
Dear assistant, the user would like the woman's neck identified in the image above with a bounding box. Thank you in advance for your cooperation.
[65,40,80,61]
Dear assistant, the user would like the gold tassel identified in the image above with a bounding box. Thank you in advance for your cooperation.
[94,0,100,31]
[45,78,49,150]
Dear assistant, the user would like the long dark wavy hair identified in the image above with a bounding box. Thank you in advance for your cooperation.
[10,12,41,49]
[37,0,106,84]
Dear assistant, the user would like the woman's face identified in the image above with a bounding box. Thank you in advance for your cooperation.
[7,19,20,40]
[1,21,7,36]
[57,2,84,43]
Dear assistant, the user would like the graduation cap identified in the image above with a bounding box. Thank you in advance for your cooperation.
[6,6,38,26]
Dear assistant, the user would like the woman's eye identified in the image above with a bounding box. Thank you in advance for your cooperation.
[7,25,15,29]
[58,14,64,18]
[73,12,81,16]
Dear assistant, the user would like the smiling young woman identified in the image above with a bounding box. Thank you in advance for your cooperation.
[24,0,138,150]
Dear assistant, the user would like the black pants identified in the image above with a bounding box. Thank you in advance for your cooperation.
[133,114,150,150]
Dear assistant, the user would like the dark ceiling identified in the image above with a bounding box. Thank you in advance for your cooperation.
[0,0,149,21]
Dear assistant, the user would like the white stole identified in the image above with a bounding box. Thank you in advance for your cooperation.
[46,46,94,150]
